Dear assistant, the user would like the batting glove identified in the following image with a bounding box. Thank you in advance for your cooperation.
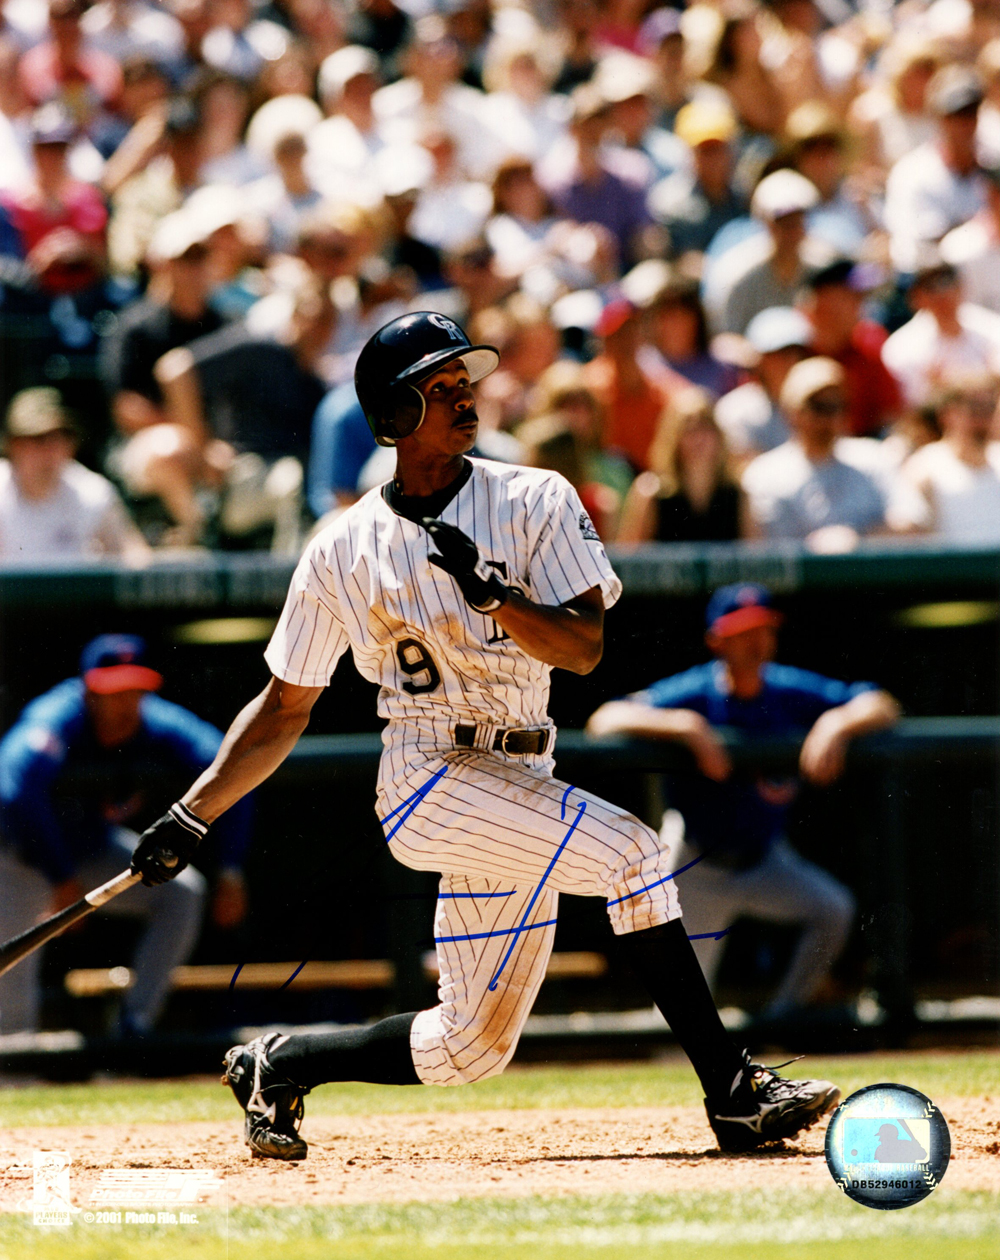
[422,517,509,613]
[130,803,208,886]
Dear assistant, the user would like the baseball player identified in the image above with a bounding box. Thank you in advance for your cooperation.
[128,312,840,1161]
[587,584,901,1021]
[0,635,253,1036]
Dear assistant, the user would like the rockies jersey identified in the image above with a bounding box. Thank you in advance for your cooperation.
[265,458,622,779]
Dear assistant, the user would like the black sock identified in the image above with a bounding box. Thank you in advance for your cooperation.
[267,1012,421,1089]
[618,919,744,1100]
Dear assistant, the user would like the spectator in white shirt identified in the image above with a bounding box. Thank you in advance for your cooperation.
[308,44,385,202]
[884,63,987,275]
[742,357,911,550]
[715,306,812,465]
[881,256,1000,406]
[903,368,1000,542]
[711,169,829,336]
[373,14,504,181]
[0,389,148,562]
[940,161,1000,311]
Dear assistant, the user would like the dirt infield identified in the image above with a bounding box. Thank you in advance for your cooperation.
[2,1097,997,1209]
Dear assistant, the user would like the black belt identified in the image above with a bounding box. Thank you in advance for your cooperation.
[454,724,551,756]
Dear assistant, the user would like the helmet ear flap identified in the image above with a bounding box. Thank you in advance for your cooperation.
[376,382,425,446]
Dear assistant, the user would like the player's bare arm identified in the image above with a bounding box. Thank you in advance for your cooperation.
[182,676,324,823]
[799,688,901,786]
[586,701,732,781]
[489,584,604,674]
[128,676,323,887]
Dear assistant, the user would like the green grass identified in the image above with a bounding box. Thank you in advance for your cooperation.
[3,1050,999,1129]
[0,1189,998,1260]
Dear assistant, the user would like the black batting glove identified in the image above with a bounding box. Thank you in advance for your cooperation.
[130,802,208,887]
[422,518,509,613]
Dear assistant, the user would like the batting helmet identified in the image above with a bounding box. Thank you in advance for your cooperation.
[354,312,499,446]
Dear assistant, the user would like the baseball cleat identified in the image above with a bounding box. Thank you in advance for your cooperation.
[705,1051,840,1153]
[222,1032,311,1161]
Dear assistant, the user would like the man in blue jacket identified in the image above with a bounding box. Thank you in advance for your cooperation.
[0,635,253,1035]
[587,583,900,1020]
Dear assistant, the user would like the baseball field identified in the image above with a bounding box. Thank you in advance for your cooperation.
[1,1047,998,1260]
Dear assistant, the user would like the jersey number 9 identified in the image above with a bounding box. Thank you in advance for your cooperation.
[396,638,441,694]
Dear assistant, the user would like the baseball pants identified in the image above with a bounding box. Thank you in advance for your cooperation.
[377,748,682,1087]
[0,829,206,1035]
[663,811,856,1016]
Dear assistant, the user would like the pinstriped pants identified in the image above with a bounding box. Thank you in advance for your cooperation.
[377,749,682,1087]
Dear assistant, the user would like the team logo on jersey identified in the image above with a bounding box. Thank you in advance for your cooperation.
[578,512,600,541]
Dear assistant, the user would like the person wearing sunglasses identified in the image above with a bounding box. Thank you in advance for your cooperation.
[741,356,912,550]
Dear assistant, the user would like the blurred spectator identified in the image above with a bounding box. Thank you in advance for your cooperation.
[100,208,224,537]
[639,264,740,397]
[884,63,987,275]
[470,295,560,431]
[18,0,122,131]
[104,95,206,277]
[407,128,492,253]
[594,50,671,185]
[712,168,827,335]
[309,44,385,197]
[0,37,32,194]
[586,584,899,1021]
[715,305,811,462]
[542,83,651,271]
[517,413,618,539]
[904,369,1000,541]
[479,34,568,165]
[618,385,742,543]
[373,14,503,182]
[180,182,267,321]
[526,357,634,506]
[650,98,748,259]
[0,103,107,296]
[80,0,185,69]
[244,94,323,254]
[308,381,372,515]
[89,54,171,161]
[799,258,903,437]
[742,356,904,548]
[377,159,443,290]
[192,69,267,186]
[0,387,148,561]
[940,161,1000,311]
[552,0,600,94]
[700,1,786,140]
[200,0,289,84]
[245,201,378,387]
[0,633,252,1035]
[153,276,330,550]
[436,236,514,324]
[881,256,1000,407]
[582,293,682,471]
[638,6,689,131]
[850,35,942,180]
[346,0,413,74]
[485,157,613,295]
[784,100,870,254]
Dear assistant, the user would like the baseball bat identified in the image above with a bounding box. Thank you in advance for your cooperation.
[0,848,177,977]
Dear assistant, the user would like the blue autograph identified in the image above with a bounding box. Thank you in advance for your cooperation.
[230,764,729,991]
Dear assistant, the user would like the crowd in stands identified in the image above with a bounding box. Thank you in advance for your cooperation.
[4,0,1000,561]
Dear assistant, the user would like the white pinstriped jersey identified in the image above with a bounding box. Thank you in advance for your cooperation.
[264,458,621,776]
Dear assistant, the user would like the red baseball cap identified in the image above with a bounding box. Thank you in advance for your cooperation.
[80,634,163,694]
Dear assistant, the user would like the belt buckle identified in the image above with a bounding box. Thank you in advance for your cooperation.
[498,728,520,755]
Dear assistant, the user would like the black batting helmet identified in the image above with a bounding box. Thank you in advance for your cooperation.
[354,311,499,446]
